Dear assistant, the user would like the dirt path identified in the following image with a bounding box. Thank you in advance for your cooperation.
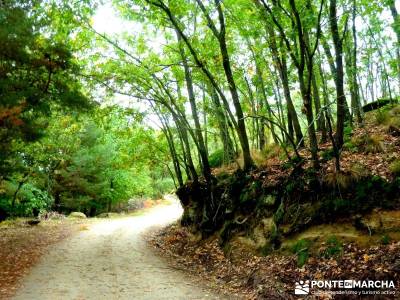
[14,202,225,300]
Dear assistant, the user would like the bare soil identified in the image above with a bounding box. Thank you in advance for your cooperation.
[10,203,226,300]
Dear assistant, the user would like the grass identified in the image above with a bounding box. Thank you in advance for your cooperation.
[235,145,285,169]
[372,104,400,131]
[352,134,385,154]
[389,159,400,176]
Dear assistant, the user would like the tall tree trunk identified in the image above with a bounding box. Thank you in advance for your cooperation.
[321,36,352,121]
[216,9,253,169]
[152,0,253,170]
[319,63,333,125]
[177,32,211,183]
[312,70,327,142]
[176,117,198,183]
[163,123,183,187]
[329,0,347,148]
[267,27,304,147]
[195,0,254,169]
[210,87,236,163]
[350,0,363,123]
[202,87,208,156]
[388,0,400,93]
[254,62,279,144]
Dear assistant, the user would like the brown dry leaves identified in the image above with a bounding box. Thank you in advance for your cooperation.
[0,220,80,299]
[149,225,400,300]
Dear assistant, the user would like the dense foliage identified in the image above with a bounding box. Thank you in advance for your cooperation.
[1,0,399,218]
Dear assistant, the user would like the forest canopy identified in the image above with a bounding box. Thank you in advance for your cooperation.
[0,0,399,218]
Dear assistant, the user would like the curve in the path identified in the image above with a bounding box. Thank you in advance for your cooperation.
[14,201,225,300]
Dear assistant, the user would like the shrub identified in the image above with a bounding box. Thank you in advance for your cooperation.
[264,144,283,160]
[209,149,225,168]
[251,149,268,167]
[321,148,335,161]
[381,234,391,245]
[375,110,390,125]
[343,141,358,152]
[324,172,354,189]
[349,163,370,179]
[344,125,353,143]
[352,134,385,153]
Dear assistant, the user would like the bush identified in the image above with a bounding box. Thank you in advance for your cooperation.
[352,134,384,153]
[209,149,225,168]
[321,148,335,161]
[343,141,358,152]
[324,172,355,190]
[0,182,53,217]
[381,234,391,245]
[375,110,390,125]
[264,144,283,160]
[344,125,353,142]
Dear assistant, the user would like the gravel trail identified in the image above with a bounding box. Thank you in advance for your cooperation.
[14,202,224,300]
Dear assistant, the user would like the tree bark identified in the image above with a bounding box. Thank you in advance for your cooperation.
[329,0,347,148]
[177,32,211,183]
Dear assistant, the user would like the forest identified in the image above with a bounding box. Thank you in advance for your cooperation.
[1,0,400,298]
[2,0,399,216]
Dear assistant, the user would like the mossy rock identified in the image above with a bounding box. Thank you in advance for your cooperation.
[281,202,320,235]
[357,210,400,234]
[68,212,87,219]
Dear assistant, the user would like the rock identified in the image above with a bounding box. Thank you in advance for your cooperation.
[26,219,41,226]
[68,212,87,219]
[355,210,400,233]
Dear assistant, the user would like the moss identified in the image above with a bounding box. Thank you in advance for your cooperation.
[344,125,353,143]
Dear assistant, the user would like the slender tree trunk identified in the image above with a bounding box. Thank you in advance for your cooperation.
[329,0,347,148]
[312,70,327,142]
[195,0,254,169]
[163,124,183,187]
[176,117,198,182]
[210,87,235,163]
[177,32,211,183]
[254,62,279,144]
[319,63,333,125]
[322,36,352,121]
[351,0,363,123]
[388,0,400,93]
[267,27,304,147]
[218,29,253,169]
